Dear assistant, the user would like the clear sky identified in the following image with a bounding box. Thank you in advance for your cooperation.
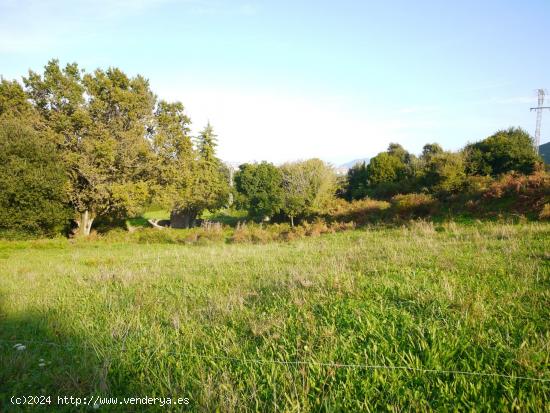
[1,0,549,165]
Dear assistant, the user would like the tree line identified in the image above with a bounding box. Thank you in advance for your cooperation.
[344,128,542,201]
[1,60,229,236]
[0,60,544,237]
[230,128,542,225]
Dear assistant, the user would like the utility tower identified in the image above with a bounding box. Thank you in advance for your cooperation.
[530,89,550,153]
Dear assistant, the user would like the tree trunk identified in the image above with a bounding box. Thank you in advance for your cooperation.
[170,210,197,229]
[75,210,94,236]
[290,215,294,227]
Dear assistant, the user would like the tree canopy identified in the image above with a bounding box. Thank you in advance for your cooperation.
[169,123,230,228]
[234,162,284,220]
[280,159,336,225]
[23,60,156,234]
[0,59,546,237]
[0,118,70,236]
[465,127,541,176]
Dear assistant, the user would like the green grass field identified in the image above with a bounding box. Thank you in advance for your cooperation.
[1,221,549,411]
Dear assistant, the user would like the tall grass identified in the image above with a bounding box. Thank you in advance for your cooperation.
[0,222,548,411]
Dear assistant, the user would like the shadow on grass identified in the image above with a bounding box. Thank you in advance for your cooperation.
[0,308,100,412]
[0,293,195,412]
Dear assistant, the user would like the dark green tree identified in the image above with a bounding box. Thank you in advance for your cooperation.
[169,123,230,228]
[345,161,369,200]
[421,143,444,160]
[0,118,70,236]
[465,127,541,176]
[366,152,407,186]
[421,150,466,193]
[24,60,156,235]
[387,143,412,164]
[234,162,284,220]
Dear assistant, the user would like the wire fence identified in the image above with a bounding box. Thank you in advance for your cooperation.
[2,338,549,383]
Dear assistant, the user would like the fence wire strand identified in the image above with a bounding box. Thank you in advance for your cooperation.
[2,338,549,383]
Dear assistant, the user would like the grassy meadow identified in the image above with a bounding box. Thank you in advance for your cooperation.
[1,220,549,411]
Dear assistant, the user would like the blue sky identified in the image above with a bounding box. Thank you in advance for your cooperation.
[1,0,549,164]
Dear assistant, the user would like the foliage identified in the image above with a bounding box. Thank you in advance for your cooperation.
[468,170,550,218]
[279,159,337,225]
[0,118,70,236]
[182,123,231,220]
[391,193,438,218]
[234,162,284,220]
[150,106,229,228]
[2,59,549,238]
[345,132,543,202]
[149,100,193,209]
[420,150,466,193]
[482,170,549,199]
[17,60,231,233]
[345,144,417,200]
[345,161,369,200]
[421,143,443,159]
[366,151,407,186]
[324,198,391,224]
[23,60,156,235]
[465,127,541,176]
[0,79,41,122]
[539,141,550,165]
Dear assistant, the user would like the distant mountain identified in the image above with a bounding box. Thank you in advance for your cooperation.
[539,142,550,164]
[339,158,370,169]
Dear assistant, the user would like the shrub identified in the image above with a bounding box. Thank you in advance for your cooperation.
[230,222,275,244]
[483,171,549,199]
[136,229,180,244]
[539,204,550,220]
[329,221,356,232]
[391,193,438,218]
[463,175,494,194]
[405,220,436,235]
[302,218,332,237]
[131,220,228,244]
[325,198,390,225]
[194,221,225,242]
[279,225,307,241]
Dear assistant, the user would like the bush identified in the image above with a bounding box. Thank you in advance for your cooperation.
[483,171,549,199]
[463,175,494,194]
[302,218,332,237]
[325,198,390,225]
[329,221,356,232]
[134,223,226,245]
[279,225,307,242]
[230,218,353,243]
[192,221,225,243]
[230,222,275,244]
[136,229,180,244]
[539,204,550,220]
[391,193,438,218]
